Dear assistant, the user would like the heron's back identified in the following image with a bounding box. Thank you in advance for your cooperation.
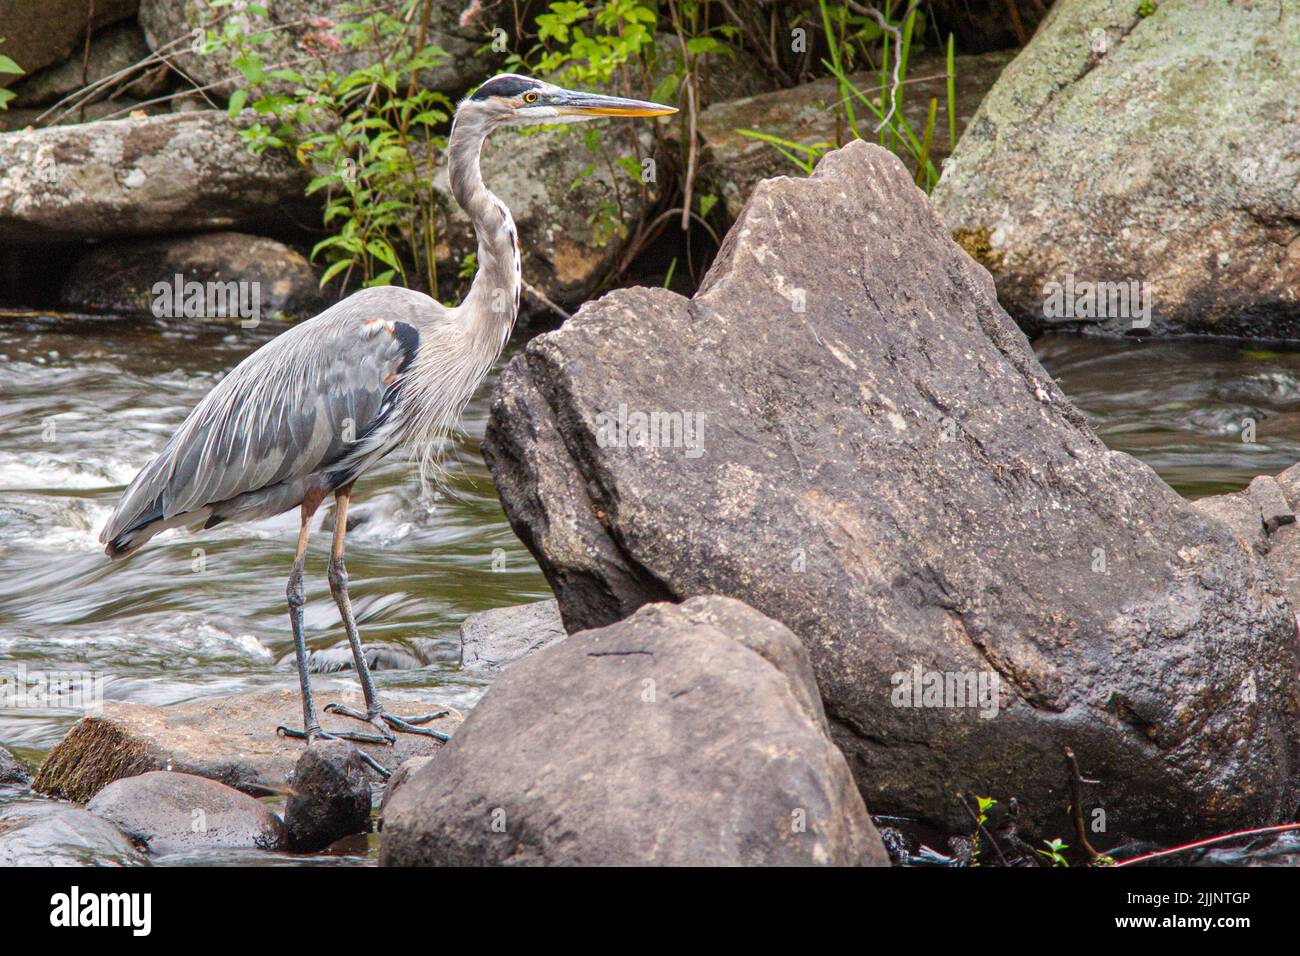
[101,288,442,557]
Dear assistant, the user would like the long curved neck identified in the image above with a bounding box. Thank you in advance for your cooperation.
[448,111,521,354]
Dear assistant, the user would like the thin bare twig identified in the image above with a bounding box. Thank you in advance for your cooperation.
[846,0,920,133]
[523,282,572,322]
[1063,746,1103,860]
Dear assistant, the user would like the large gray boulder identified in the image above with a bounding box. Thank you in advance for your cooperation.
[138,0,502,99]
[0,110,313,243]
[930,0,1300,337]
[381,596,888,866]
[482,138,1300,843]
[85,771,283,852]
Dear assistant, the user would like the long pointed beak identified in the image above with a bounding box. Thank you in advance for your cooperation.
[553,91,677,118]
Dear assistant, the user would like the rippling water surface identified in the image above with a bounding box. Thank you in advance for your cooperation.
[4,317,1300,865]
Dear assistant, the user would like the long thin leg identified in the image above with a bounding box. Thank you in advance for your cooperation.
[275,493,392,768]
[285,498,322,739]
[323,485,450,743]
[324,484,392,742]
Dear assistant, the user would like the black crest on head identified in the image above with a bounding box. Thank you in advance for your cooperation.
[470,75,539,101]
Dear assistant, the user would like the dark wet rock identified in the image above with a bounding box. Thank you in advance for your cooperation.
[459,599,565,674]
[0,0,138,88]
[56,231,325,320]
[930,0,1300,337]
[280,740,371,852]
[696,50,1013,220]
[376,755,432,832]
[0,745,33,788]
[1200,464,1300,618]
[930,0,1051,53]
[0,799,147,866]
[381,596,888,867]
[85,770,282,852]
[34,687,461,802]
[0,111,314,244]
[482,139,1300,844]
[138,0,503,100]
[11,22,154,107]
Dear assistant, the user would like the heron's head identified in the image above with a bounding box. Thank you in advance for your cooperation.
[458,74,677,130]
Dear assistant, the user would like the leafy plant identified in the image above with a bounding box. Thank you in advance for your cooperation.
[0,39,24,110]
[1037,837,1070,867]
[971,795,996,866]
[740,0,953,193]
[204,0,454,294]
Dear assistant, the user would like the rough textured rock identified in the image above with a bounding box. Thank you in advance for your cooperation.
[138,0,502,99]
[382,596,888,866]
[0,744,32,787]
[697,51,1013,220]
[0,110,314,244]
[0,0,138,86]
[0,96,164,132]
[434,124,665,315]
[57,232,325,320]
[280,741,371,852]
[34,687,461,802]
[376,754,431,832]
[1200,464,1300,619]
[85,770,282,852]
[11,21,153,107]
[482,139,1300,843]
[0,800,147,866]
[459,599,565,674]
[930,0,1300,337]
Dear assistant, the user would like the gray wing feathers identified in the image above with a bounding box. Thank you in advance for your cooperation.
[102,290,428,547]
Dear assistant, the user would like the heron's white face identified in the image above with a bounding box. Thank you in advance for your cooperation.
[463,74,677,129]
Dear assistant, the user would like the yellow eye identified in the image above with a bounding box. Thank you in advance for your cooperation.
[523,91,539,104]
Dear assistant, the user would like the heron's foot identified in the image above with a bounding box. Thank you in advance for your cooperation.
[323,703,451,742]
[275,724,392,778]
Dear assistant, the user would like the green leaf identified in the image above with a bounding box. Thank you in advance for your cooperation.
[227,87,248,117]
[0,54,24,76]
[318,258,353,287]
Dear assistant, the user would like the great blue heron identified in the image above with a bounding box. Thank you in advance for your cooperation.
[100,75,676,772]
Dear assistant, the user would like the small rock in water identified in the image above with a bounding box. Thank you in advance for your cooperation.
[85,771,283,854]
[0,801,147,867]
[0,745,33,788]
[459,599,566,674]
[281,741,372,852]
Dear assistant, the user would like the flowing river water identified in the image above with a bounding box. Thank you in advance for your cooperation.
[4,315,1300,864]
